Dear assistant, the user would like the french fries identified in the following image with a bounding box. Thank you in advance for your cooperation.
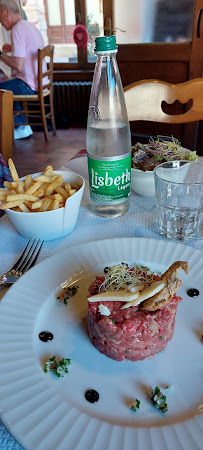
[8,158,19,182]
[0,159,80,212]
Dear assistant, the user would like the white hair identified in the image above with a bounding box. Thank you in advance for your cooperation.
[0,0,20,14]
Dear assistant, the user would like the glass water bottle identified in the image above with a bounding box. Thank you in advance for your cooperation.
[86,35,131,218]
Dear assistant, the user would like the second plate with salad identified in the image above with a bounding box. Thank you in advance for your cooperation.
[131,136,197,197]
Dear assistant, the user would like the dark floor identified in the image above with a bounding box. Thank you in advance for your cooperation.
[12,125,87,178]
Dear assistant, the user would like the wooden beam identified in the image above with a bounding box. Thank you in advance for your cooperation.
[117,43,191,62]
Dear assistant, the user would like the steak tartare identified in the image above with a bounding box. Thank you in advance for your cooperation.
[87,261,188,362]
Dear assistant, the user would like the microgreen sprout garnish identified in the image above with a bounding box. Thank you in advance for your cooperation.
[131,136,197,171]
[130,399,140,412]
[100,263,154,293]
[44,356,71,377]
[57,285,78,305]
[151,386,168,413]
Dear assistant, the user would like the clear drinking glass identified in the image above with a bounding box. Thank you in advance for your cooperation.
[154,161,203,241]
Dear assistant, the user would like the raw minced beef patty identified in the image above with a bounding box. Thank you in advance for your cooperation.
[87,276,182,362]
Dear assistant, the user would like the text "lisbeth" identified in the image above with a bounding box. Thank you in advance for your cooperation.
[91,168,131,189]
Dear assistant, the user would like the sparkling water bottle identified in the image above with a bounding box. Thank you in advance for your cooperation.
[86,35,131,218]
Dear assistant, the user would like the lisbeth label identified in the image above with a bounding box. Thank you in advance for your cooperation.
[87,154,131,204]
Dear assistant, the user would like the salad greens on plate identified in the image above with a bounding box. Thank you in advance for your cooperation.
[131,136,197,172]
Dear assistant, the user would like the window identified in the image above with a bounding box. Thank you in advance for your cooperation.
[22,0,104,67]
[2,0,198,71]
[114,0,195,44]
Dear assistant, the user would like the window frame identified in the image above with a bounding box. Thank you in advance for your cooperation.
[44,0,111,71]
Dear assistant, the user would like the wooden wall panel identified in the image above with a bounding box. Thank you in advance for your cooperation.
[119,62,188,87]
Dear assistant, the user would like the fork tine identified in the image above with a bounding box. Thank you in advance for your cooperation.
[16,238,37,272]
[25,240,44,271]
[10,237,34,271]
[18,239,43,274]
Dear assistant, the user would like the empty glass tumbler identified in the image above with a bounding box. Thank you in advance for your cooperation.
[154,161,203,241]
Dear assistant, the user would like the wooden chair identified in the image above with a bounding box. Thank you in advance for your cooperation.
[13,45,56,141]
[0,89,13,162]
[124,78,203,147]
[124,78,203,123]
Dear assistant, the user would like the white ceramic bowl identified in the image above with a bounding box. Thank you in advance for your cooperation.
[131,167,155,197]
[131,147,197,197]
[4,170,85,240]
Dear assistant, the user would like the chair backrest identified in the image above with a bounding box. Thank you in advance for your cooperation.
[0,89,13,162]
[124,78,203,123]
[38,45,54,94]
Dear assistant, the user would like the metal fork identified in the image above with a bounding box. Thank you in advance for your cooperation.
[0,238,44,286]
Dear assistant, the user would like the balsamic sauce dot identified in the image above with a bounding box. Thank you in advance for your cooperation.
[39,331,54,342]
[85,389,99,403]
[187,288,200,298]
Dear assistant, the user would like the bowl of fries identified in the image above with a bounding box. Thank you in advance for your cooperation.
[0,160,85,240]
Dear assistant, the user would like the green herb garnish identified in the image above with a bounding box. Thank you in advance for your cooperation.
[44,356,71,377]
[57,285,78,305]
[151,386,168,413]
[130,399,140,412]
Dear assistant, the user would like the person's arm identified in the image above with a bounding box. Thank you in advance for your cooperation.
[0,52,25,72]
[1,25,26,72]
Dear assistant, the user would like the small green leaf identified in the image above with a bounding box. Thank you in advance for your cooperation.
[130,399,140,412]
[151,386,168,413]
[44,356,71,377]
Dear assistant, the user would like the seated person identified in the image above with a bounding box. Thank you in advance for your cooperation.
[0,0,47,139]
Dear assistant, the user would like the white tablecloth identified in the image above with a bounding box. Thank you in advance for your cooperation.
[0,156,202,449]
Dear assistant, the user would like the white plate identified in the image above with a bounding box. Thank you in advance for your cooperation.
[0,237,202,450]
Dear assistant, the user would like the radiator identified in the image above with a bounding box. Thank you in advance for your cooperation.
[53,81,92,125]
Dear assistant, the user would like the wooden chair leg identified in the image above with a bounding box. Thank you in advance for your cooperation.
[39,96,49,141]
[49,92,56,136]
[22,101,29,124]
